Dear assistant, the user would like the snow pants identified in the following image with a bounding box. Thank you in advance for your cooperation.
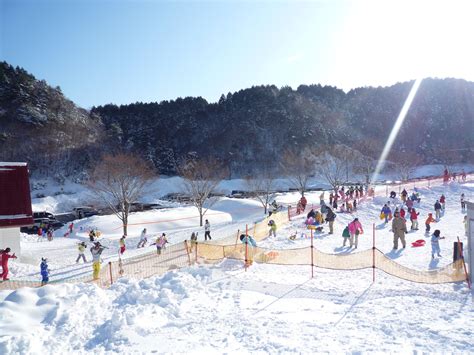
[328,221,334,234]
[1,266,9,280]
[76,253,86,263]
[393,233,406,249]
[205,231,211,240]
[435,210,441,220]
[349,233,359,248]
[411,219,418,230]
[93,261,101,279]
[431,243,441,257]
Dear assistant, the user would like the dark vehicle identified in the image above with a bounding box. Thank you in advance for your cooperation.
[162,193,191,203]
[33,211,55,219]
[73,206,99,219]
[20,217,64,234]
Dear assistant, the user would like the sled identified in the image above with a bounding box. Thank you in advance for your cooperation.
[411,239,426,247]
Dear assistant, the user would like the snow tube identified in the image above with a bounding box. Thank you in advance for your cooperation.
[411,239,426,247]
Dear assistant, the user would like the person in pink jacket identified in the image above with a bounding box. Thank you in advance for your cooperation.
[348,218,364,249]
[1,248,17,281]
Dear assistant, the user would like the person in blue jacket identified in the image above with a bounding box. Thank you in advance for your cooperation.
[40,257,50,286]
[381,204,392,223]
[239,234,257,247]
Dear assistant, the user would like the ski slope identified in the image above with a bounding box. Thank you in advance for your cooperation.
[0,174,473,353]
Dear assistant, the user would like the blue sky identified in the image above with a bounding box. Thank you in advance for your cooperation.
[2,0,474,108]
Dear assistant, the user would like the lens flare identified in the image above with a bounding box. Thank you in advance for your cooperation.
[370,78,422,184]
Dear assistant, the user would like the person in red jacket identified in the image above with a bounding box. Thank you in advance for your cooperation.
[439,194,446,211]
[410,208,420,230]
[299,195,307,211]
[400,207,406,219]
[1,248,17,281]
[425,213,436,233]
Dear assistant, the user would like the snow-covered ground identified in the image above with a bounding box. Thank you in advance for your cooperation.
[1,170,473,353]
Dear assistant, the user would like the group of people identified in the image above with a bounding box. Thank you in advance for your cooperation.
[443,168,467,183]
[36,225,55,242]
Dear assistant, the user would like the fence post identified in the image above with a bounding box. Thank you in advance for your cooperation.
[234,229,240,249]
[311,228,314,279]
[195,242,198,264]
[184,240,192,266]
[372,223,375,283]
[288,206,291,221]
[457,236,471,289]
[108,261,113,286]
[245,224,249,271]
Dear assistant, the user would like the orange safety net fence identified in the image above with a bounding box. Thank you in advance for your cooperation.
[195,243,467,284]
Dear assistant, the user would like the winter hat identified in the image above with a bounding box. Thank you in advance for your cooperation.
[433,230,441,237]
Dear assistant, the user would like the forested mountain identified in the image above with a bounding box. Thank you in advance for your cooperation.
[0,62,103,178]
[1,61,473,178]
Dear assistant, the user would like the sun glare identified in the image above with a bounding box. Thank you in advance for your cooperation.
[331,0,474,90]
[370,78,423,184]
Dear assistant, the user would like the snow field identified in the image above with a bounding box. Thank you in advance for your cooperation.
[1,261,473,353]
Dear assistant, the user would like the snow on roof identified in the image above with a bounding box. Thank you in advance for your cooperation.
[0,162,27,167]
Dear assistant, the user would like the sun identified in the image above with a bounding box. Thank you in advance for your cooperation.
[330,0,474,90]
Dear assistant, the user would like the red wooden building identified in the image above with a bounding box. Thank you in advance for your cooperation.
[0,162,33,256]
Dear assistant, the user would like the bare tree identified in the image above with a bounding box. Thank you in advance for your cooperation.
[353,139,380,186]
[88,153,155,236]
[244,171,277,215]
[314,145,353,192]
[391,152,423,181]
[280,148,315,197]
[177,157,227,226]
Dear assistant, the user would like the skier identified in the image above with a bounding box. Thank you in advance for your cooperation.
[119,235,126,255]
[40,258,49,286]
[392,210,407,249]
[47,228,53,241]
[425,213,436,233]
[341,225,350,247]
[90,242,106,280]
[380,204,392,223]
[431,229,444,259]
[154,233,168,255]
[68,222,74,236]
[269,200,279,216]
[240,234,257,265]
[239,234,257,247]
[401,189,408,203]
[190,231,198,249]
[299,195,307,211]
[410,208,419,230]
[461,193,466,212]
[307,208,316,219]
[204,219,212,240]
[268,220,277,237]
[89,229,96,242]
[348,218,364,249]
[0,248,17,281]
[439,194,446,211]
[37,227,44,242]
[76,242,87,263]
[434,200,442,220]
[400,206,406,219]
[137,228,148,248]
[325,207,336,234]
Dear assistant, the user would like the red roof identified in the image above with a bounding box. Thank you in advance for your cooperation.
[0,163,34,228]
